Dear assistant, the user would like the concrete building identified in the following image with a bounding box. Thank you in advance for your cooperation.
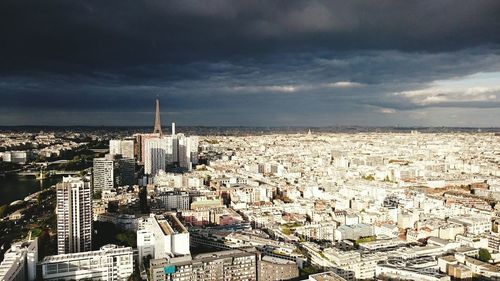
[109,139,135,159]
[449,215,491,235]
[93,157,114,192]
[144,137,172,176]
[376,256,450,281]
[93,155,135,192]
[41,244,133,281]
[137,214,190,264]
[334,223,374,241]
[309,271,348,281]
[56,176,92,254]
[258,255,299,281]
[1,151,29,164]
[176,134,199,170]
[114,156,135,187]
[0,238,38,281]
[156,191,190,211]
[149,249,259,281]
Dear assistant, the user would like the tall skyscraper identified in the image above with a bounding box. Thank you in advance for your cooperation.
[177,134,199,170]
[153,98,162,135]
[177,134,190,170]
[56,176,92,254]
[189,136,199,165]
[144,137,172,176]
[143,100,199,175]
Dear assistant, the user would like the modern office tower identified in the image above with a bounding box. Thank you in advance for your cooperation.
[189,136,199,165]
[144,137,173,176]
[136,133,160,165]
[109,139,122,156]
[109,139,135,159]
[0,238,38,281]
[171,122,175,135]
[175,134,199,170]
[94,155,135,191]
[171,135,179,163]
[56,176,92,255]
[93,157,114,192]
[41,245,133,281]
[137,214,190,264]
[149,249,259,281]
[156,191,190,211]
[153,98,163,135]
[177,134,190,170]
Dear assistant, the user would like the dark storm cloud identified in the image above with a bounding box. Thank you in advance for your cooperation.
[1,0,500,73]
[1,0,500,126]
[2,48,499,110]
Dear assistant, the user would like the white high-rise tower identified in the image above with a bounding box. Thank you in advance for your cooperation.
[56,176,92,254]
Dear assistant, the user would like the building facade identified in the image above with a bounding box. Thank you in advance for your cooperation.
[56,176,93,254]
[109,139,135,159]
[150,249,259,281]
[137,214,190,264]
[156,191,190,211]
[0,238,38,281]
[258,255,299,281]
[93,157,114,192]
[41,244,133,281]
[93,155,135,191]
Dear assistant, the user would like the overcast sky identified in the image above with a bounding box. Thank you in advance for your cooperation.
[1,0,500,126]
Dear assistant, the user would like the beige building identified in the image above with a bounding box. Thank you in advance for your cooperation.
[258,255,299,281]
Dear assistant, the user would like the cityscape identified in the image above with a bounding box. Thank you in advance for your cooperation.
[1,1,500,281]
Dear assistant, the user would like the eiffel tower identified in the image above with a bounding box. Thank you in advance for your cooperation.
[153,98,162,135]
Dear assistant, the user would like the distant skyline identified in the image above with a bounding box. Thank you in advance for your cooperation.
[1,1,500,126]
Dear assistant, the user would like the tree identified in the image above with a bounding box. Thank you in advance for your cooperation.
[0,205,9,218]
[128,266,142,281]
[93,190,102,200]
[478,248,491,262]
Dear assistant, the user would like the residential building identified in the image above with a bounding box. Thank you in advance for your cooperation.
[149,249,259,281]
[258,255,299,281]
[137,214,190,264]
[156,191,190,211]
[56,176,92,254]
[0,238,38,281]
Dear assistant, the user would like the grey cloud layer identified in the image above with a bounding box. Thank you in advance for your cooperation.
[1,0,500,126]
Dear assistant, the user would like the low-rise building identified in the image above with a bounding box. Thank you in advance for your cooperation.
[258,255,299,281]
[137,213,190,264]
[41,244,133,281]
[334,223,373,241]
[149,249,259,281]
